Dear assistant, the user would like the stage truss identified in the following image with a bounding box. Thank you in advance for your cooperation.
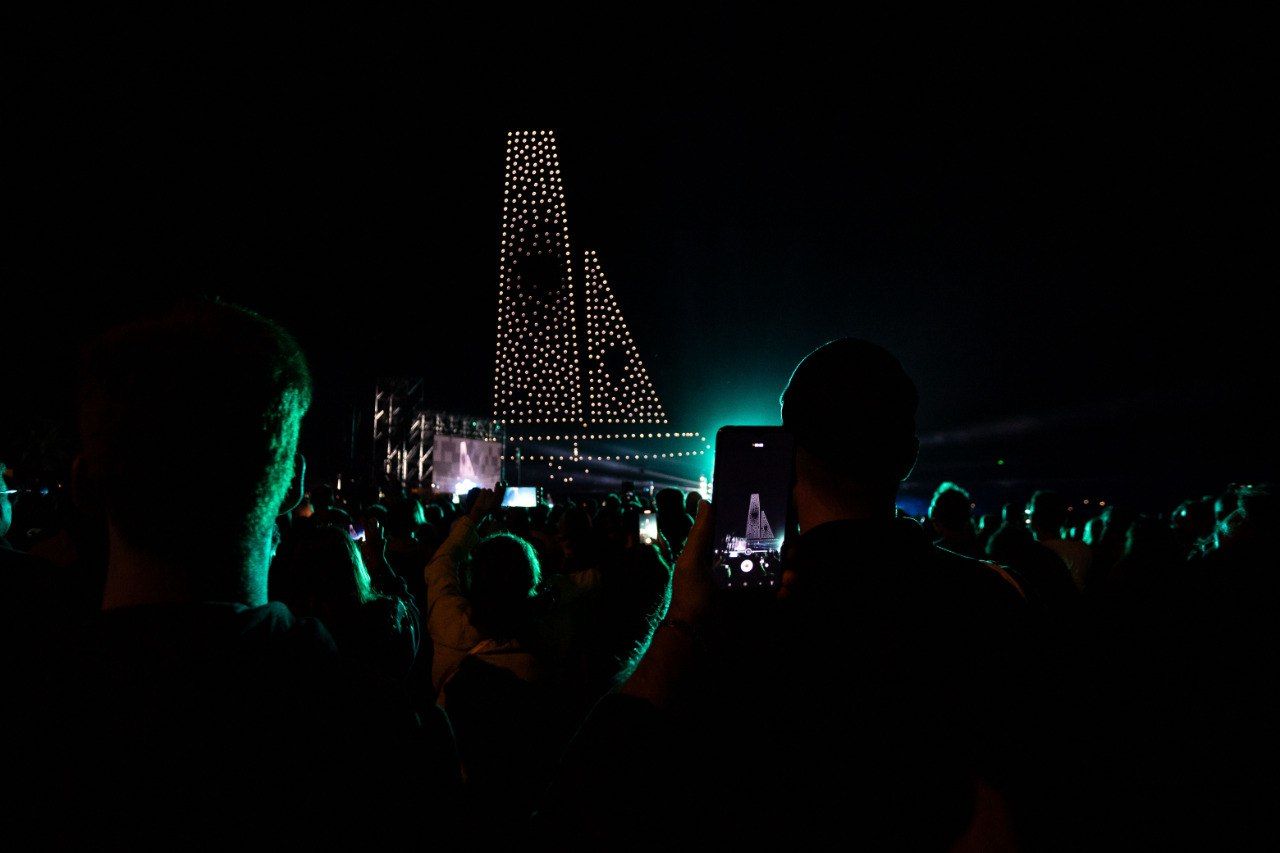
[374,379,502,491]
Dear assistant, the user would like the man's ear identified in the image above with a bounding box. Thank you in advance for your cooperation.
[279,453,305,516]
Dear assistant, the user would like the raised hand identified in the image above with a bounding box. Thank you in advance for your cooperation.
[668,500,713,624]
[468,487,501,525]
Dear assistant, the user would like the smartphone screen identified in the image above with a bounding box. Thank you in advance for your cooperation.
[710,426,794,590]
[639,509,658,544]
[502,486,537,507]
[348,523,366,542]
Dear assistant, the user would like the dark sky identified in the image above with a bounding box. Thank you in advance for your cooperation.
[5,6,1273,510]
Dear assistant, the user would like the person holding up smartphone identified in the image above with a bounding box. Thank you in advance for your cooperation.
[542,339,1045,850]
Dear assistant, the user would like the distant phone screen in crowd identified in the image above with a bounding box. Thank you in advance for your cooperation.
[710,426,794,590]
[639,509,658,544]
[502,486,538,508]
[348,523,365,542]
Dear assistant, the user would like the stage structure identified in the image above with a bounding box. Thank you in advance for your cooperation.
[373,379,502,493]
[493,130,707,491]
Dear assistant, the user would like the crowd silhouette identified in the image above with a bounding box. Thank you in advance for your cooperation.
[1,301,1273,850]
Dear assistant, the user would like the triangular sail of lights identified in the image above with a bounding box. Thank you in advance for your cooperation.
[493,130,707,487]
[583,250,669,426]
[493,129,584,426]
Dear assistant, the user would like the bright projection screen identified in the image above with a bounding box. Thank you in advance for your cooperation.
[433,436,502,495]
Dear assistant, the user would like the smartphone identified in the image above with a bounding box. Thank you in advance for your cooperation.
[348,522,366,542]
[710,426,794,590]
[502,486,538,508]
[639,508,658,544]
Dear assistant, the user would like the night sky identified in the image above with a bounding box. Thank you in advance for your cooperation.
[5,7,1272,512]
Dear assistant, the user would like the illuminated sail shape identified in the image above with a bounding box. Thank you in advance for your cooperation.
[493,130,584,425]
[745,492,773,541]
[583,249,669,425]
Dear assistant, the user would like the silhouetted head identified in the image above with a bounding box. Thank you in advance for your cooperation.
[929,482,973,536]
[385,496,426,539]
[464,533,541,639]
[505,506,532,540]
[274,523,378,615]
[556,506,593,552]
[1124,515,1178,562]
[77,300,310,600]
[1083,515,1105,546]
[655,488,685,517]
[311,484,336,513]
[685,491,702,517]
[1027,491,1068,541]
[782,339,918,513]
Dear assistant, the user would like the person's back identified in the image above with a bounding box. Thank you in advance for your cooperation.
[986,519,1079,612]
[1029,491,1093,589]
[698,514,1025,848]
[45,602,358,846]
[275,523,420,682]
[18,301,457,848]
[544,339,1038,849]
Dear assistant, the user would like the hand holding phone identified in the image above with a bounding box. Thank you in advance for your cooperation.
[668,500,715,623]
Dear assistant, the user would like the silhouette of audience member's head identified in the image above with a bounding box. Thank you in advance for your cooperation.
[311,484,336,514]
[655,488,684,518]
[685,491,702,517]
[781,338,918,523]
[1083,515,1105,546]
[556,506,595,570]
[1027,491,1069,542]
[76,299,311,606]
[276,523,379,619]
[1123,515,1179,564]
[464,533,542,640]
[386,496,426,541]
[929,482,973,539]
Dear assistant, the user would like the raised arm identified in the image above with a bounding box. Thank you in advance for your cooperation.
[423,488,500,691]
[621,500,713,709]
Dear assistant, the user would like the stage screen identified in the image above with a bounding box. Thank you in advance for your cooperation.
[433,436,502,495]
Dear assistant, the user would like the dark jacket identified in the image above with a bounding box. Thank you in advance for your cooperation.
[542,516,1031,849]
[16,600,459,850]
